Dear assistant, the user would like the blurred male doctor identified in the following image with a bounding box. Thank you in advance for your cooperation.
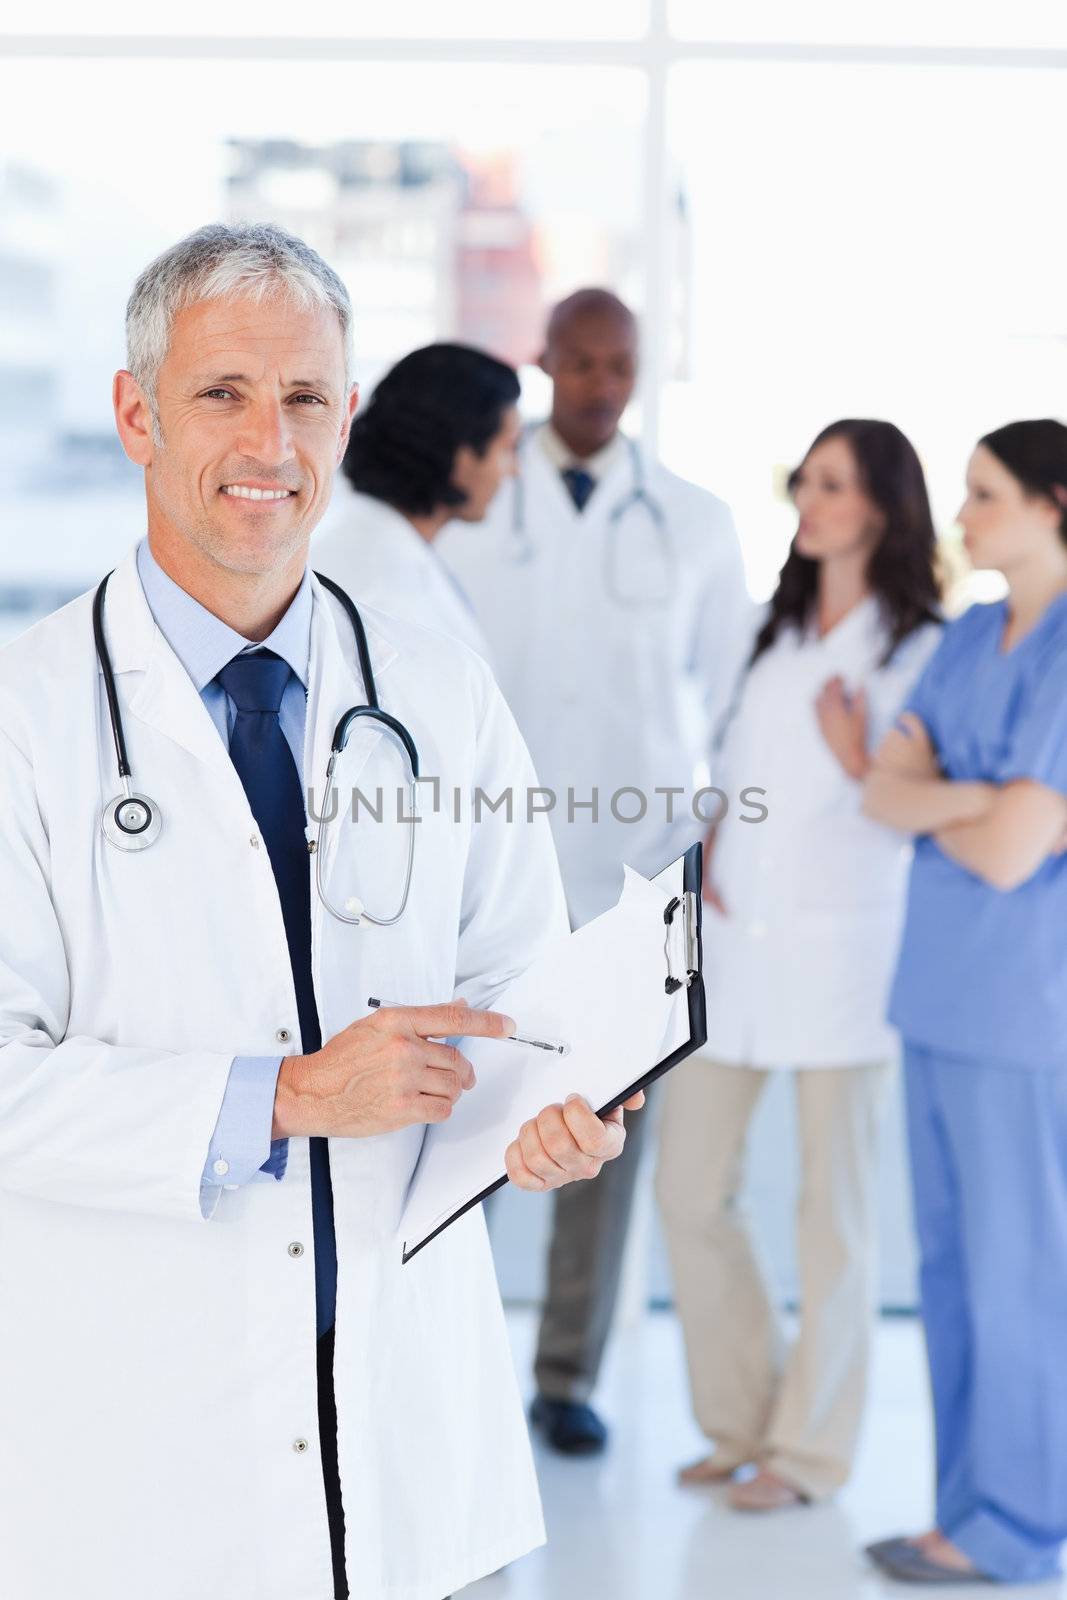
[441,288,752,1456]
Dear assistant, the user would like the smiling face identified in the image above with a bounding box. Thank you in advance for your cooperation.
[791,434,885,562]
[115,289,356,581]
[957,443,1063,575]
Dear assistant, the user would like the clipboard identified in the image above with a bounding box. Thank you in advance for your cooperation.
[399,841,705,1263]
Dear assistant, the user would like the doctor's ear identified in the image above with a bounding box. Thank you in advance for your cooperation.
[337,382,360,463]
[113,370,156,468]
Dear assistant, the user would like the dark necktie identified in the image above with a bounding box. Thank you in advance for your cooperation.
[216,649,337,1338]
[561,465,596,512]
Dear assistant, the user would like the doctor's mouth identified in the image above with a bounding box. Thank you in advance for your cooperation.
[305,781,770,827]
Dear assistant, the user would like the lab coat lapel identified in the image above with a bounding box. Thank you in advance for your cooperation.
[524,438,581,533]
[580,439,632,534]
[304,571,399,825]
[525,429,633,538]
[819,595,881,675]
[102,547,233,773]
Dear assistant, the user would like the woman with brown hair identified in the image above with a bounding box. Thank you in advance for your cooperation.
[657,418,941,1510]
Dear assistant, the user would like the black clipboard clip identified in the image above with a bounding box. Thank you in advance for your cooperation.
[663,891,699,995]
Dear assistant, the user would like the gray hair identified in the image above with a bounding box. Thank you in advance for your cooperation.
[125,221,354,416]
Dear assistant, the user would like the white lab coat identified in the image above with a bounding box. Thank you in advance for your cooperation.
[702,598,942,1068]
[439,428,753,928]
[315,482,493,662]
[0,547,569,1600]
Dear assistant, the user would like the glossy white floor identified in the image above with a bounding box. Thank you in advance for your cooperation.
[463,1309,1065,1598]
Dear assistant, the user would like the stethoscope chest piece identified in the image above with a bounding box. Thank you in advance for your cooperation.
[101,792,162,852]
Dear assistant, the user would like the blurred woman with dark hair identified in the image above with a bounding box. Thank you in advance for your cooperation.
[864,419,1067,1586]
[657,419,942,1510]
[315,343,521,660]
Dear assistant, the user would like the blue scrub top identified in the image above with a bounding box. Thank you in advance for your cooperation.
[889,591,1067,1067]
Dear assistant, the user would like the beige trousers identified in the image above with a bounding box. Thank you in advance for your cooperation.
[655,1056,890,1499]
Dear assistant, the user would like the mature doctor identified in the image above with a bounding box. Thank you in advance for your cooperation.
[0,223,642,1600]
[316,342,521,662]
[440,289,752,1455]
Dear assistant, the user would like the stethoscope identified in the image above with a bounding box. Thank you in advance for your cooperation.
[509,427,675,607]
[92,569,419,926]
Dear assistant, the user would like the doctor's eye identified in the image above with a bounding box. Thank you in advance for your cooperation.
[201,388,236,401]
[290,393,328,406]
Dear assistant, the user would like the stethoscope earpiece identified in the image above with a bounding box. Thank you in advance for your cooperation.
[101,791,162,852]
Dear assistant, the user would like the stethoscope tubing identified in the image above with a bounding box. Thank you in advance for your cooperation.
[509,427,674,605]
[93,567,420,924]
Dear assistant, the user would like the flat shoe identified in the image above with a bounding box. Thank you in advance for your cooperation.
[729,1471,806,1512]
[678,1455,743,1485]
[864,1538,990,1585]
[867,1537,917,1568]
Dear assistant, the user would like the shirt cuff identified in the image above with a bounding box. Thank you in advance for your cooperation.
[201,1056,288,1195]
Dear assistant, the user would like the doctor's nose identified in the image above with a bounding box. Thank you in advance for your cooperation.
[235,397,296,464]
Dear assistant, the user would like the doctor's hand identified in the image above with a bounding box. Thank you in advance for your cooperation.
[504,1091,645,1192]
[272,1000,514,1140]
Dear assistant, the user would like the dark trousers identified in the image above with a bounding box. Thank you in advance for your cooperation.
[317,1327,349,1600]
[534,1084,654,1402]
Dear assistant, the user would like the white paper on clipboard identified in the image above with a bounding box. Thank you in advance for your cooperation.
[398,853,697,1261]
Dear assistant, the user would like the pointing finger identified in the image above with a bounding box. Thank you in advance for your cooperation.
[392,1002,516,1041]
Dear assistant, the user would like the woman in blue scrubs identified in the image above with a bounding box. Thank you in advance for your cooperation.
[863,418,1067,1585]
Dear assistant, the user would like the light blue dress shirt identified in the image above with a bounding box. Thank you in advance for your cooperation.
[135,539,314,1198]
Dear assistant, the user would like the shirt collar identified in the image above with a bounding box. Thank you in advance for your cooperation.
[537,422,624,483]
[135,537,313,692]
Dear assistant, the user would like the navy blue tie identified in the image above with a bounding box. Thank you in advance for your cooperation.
[561,465,596,512]
[216,649,337,1338]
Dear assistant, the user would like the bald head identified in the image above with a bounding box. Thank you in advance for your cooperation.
[545,288,637,349]
[541,287,639,459]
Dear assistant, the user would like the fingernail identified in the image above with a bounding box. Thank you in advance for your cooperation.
[502,1016,517,1035]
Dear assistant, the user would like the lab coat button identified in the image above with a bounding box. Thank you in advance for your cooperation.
[276,1028,291,1043]
[293,1437,309,1453]
[250,835,260,849]
[287,1241,304,1258]
[212,1158,230,1176]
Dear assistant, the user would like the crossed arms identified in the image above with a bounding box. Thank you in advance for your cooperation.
[861,713,1067,892]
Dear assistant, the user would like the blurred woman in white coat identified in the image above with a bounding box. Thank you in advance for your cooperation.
[656,420,942,1510]
[315,343,521,663]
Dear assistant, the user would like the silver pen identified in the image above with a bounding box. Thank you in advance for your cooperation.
[366,997,566,1055]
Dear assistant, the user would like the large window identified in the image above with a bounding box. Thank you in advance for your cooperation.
[2,13,1065,638]
[662,57,1067,599]
[0,53,643,637]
